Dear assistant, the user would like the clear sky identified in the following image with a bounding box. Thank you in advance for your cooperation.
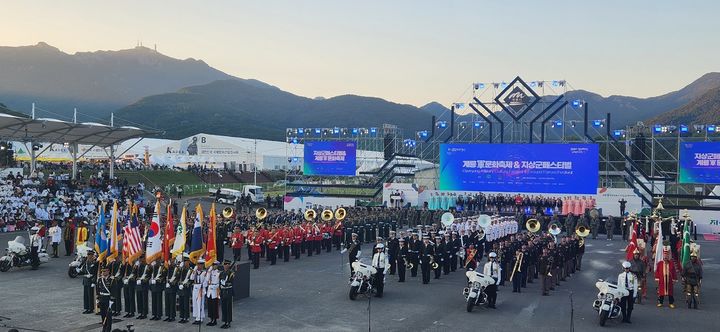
[2,0,718,107]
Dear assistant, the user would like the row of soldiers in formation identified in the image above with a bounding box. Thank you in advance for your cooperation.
[78,251,236,331]
[343,218,585,298]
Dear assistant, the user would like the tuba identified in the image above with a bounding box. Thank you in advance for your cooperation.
[334,207,347,221]
[526,218,541,233]
[548,222,562,236]
[304,209,316,222]
[575,223,590,238]
[321,209,334,222]
[222,207,234,219]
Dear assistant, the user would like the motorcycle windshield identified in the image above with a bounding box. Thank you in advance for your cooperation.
[13,236,26,245]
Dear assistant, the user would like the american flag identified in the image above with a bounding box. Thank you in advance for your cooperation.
[123,210,143,263]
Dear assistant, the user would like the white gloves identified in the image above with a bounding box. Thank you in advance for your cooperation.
[178,285,184,290]
[340,249,347,254]
[150,280,156,285]
[91,283,95,288]
[136,280,141,286]
[357,251,362,258]
[166,282,170,288]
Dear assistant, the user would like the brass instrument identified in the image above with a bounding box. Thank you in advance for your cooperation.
[430,255,439,270]
[548,222,562,236]
[526,218,540,233]
[256,207,268,220]
[304,209,316,222]
[509,252,524,281]
[334,207,347,221]
[404,258,414,270]
[321,209,334,222]
[575,223,590,238]
[222,207,234,219]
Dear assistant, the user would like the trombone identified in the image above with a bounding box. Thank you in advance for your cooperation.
[509,252,524,282]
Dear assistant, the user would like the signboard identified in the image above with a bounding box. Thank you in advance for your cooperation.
[303,141,357,176]
[679,142,720,184]
[439,143,599,194]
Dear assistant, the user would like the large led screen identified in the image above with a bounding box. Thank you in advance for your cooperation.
[303,141,357,176]
[439,143,599,194]
[679,142,720,184]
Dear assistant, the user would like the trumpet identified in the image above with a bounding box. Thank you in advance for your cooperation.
[526,218,540,233]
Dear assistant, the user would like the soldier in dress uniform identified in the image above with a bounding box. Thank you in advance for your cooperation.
[164,260,179,322]
[433,235,444,279]
[408,232,421,277]
[122,258,136,318]
[538,247,553,296]
[97,265,113,332]
[443,233,453,275]
[420,235,434,284]
[397,238,408,282]
[106,256,123,315]
[387,231,399,275]
[149,260,166,320]
[191,259,208,325]
[177,255,193,324]
[81,250,98,314]
[135,256,150,319]
[206,261,221,326]
[343,233,361,276]
[220,259,235,329]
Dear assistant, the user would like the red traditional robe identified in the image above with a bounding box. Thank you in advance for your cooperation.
[654,259,676,297]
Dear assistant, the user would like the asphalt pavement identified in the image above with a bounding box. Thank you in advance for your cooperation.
[1,213,718,332]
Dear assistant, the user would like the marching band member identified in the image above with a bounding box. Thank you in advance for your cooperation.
[433,235,444,280]
[267,226,279,265]
[250,227,264,269]
[220,259,235,329]
[397,238,408,282]
[292,224,303,260]
[618,261,638,323]
[483,252,501,309]
[191,258,208,325]
[371,243,389,297]
[230,226,244,261]
[206,261,221,326]
[420,235,434,284]
[282,225,292,262]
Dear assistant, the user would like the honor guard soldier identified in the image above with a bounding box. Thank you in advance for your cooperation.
[97,265,113,332]
[618,261,638,323]
[107,255,123,316]
[220,259,235,329]
[442,233,453,275]
[397,238,408,282]
[387,231,399,275]
[191,259,208,325]
[122,258,136,318]
[538,248,553,296]
[409,233,421,277]
[135,256,150,319]
[149,260,166,320]
[177,254,193,323]
[164,260,179,322]
[483,252,501,309]
[81,250,98,314]
[433,235,444,280]
[420,235,434,284]
[206,261,221,326]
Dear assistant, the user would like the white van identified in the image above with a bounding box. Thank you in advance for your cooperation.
[209,185,265,204]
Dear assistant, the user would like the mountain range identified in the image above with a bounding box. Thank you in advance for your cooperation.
[0,42,718,141]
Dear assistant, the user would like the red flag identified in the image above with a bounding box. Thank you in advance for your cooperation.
[204,203,217,268]
[625,220,638,261]
[163,201,176,267]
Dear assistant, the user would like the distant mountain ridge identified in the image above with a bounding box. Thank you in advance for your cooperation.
[1,43,719,139]
[0,42,239,118]
[647,87,720,125]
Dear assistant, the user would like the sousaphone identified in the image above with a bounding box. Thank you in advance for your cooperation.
[222,207,234,219]
[334,207,347,221]
[321,209,334,221]
[548,222,562,236]
[526,218,541,233]
[304,209,317,221]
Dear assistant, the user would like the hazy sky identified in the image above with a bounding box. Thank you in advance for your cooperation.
[2,0,718,107]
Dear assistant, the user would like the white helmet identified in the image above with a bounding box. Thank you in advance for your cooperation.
[375,243,385,250]
[622,261,631,269]
[489,252,497,258]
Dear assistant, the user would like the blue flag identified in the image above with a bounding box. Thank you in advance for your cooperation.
[94,205,108,261]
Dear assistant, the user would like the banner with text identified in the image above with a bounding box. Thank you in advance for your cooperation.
[679,142,720,184]
[440,143,599,194]
[303,141,357,176]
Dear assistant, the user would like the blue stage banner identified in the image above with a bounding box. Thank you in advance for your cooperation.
[679,142,720,184]
[439,143,599,194]
[303,141,357,176]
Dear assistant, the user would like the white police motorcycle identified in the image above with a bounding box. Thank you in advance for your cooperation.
[349,261,377,300]
[592,279,629,326]
[68,244,92,278]
[0,236,50,272]
[463,270,495,312]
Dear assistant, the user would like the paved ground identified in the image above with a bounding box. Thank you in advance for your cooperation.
[1,213,718,331]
